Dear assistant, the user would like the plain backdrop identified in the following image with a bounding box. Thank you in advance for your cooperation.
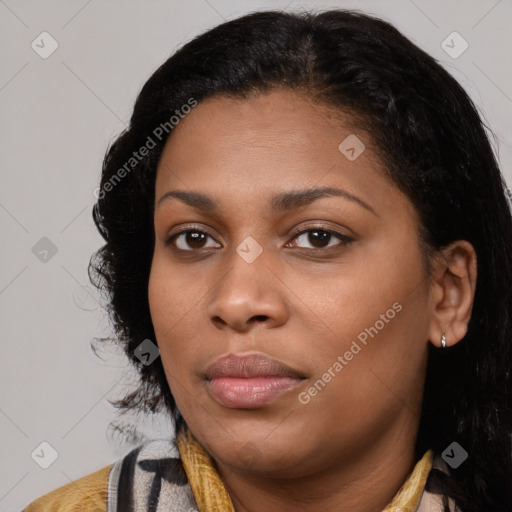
[1,1,511,510]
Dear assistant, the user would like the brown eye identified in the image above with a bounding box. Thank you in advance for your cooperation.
[289,228,352,250]
[167,229,221,251]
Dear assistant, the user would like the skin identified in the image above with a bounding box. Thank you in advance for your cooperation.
[148,89,477,512]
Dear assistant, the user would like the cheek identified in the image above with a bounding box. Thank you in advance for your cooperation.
[148,250,205,327]
[302,239,429,394]
[295,263,402,359]
[148,256,198,367]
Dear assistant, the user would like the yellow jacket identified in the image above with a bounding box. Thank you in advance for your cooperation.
[23,464,113,512]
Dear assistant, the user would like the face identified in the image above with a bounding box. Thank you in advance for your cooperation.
[148,89,433,478]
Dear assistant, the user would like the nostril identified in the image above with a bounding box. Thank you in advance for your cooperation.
[211,316,227,326]
[251,315,269,322]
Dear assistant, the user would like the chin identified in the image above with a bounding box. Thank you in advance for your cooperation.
[201,429,311,475]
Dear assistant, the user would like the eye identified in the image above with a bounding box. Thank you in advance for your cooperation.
[166,227,221,251]
[165,224,352,253]
[286,226,352,251]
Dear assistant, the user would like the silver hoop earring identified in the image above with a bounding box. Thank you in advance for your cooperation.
[441,333,446,349]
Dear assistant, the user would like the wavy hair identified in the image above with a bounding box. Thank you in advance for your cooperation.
[89,9,512,511]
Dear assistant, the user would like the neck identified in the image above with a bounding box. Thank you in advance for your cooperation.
[215,421,419,512]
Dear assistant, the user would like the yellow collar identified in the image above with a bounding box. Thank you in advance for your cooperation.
[177,427,433,511]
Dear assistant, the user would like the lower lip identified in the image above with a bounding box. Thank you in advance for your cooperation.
[207,376,303,408]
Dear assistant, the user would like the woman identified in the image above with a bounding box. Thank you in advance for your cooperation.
[23,8,512,512]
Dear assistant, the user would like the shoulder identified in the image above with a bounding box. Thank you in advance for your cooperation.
[22,463,113,512]
[22,439,195,512]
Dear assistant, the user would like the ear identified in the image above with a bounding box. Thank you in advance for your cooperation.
[427,240,477,348]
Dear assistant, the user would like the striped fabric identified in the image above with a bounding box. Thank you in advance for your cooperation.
[107,438,197,511]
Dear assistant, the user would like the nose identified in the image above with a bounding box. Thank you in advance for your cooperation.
[206,246,289,333]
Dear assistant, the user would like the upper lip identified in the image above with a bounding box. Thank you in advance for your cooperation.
[205,352,304,380]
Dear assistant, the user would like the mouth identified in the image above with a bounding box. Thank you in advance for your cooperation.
[204,352,306,409]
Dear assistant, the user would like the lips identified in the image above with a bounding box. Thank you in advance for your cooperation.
[205,352,304,380]
[205,353,305,409]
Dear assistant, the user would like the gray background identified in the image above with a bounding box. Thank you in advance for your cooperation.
[1,0,511,510]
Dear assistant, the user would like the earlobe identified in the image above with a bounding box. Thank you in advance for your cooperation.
[427,240,477,349]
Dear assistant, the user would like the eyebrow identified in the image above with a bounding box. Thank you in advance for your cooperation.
[156,187,377,216]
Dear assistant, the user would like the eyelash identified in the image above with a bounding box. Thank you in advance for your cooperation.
[165,223,353,254]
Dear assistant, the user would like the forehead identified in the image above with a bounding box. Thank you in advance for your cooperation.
[155,89,406,217]
[159,89,366,166]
